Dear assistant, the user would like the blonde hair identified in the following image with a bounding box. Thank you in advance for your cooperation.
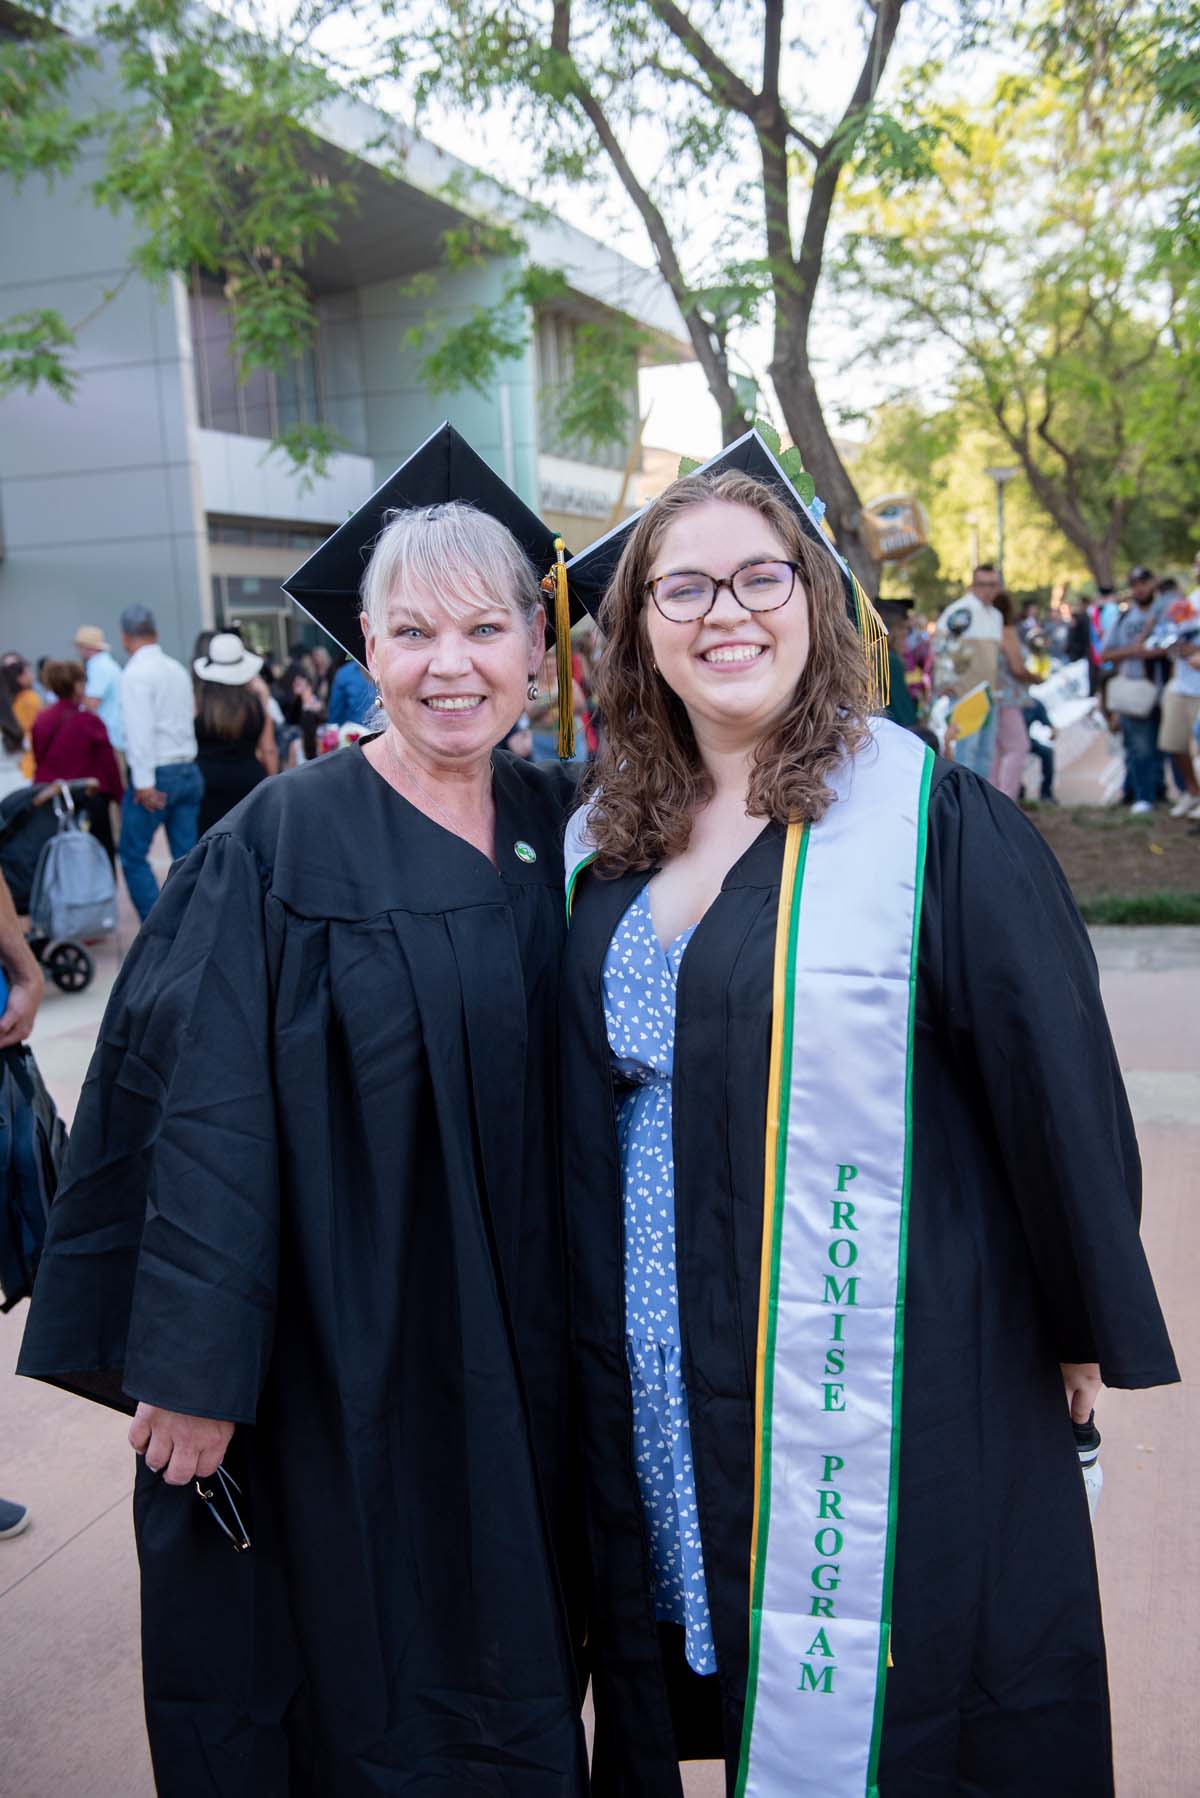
[583,471,872,874]
[360,503,542,636]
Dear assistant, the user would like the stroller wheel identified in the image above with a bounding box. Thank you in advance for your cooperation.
[46,941,94,994]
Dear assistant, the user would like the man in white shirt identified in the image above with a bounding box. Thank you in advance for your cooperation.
[118,605,203,921]
[1159,562,1200,816]
[934,564,1004,779]
[74,626,125,752]
[1100,568,1167,815]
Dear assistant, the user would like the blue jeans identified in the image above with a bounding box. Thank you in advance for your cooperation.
[1119,711,1162,807]
[120,762,205,921]
[955,704,998,780]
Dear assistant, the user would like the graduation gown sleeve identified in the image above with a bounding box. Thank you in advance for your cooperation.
[18,832,279,1423]
[920,765,1179,1388]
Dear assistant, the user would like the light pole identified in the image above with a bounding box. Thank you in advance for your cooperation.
[984,466,1019,582]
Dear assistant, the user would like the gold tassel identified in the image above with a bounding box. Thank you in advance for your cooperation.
[553,537,575,760]
[850,572,890,712]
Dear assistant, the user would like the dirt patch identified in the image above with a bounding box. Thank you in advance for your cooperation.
[1029,806,1200,902]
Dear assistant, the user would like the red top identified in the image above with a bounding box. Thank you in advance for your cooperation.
[32,701,124,802]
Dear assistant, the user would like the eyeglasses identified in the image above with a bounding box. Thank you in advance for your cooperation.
[644,560,800,623]
[194,1465,251,1552]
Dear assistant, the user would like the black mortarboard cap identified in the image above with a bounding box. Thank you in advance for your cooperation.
[564,428,860,625]
[282,421,582,666]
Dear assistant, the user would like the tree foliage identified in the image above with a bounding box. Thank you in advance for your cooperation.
[375,0,991,584]
[5,0,1195,575]
[6,0,982,576]
[851,398,1106,605]
[1,0,356,470]
[0,0,662,471]
[837,1,1200,583]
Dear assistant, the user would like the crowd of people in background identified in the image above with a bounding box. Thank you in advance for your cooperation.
[882,548,1200,817]
[0,611,610,933]
[0,614,329,924]
[0,553,1194,946]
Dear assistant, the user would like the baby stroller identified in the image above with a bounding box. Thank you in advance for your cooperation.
[0,780,118,992]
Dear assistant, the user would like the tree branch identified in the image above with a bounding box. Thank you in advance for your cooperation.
[762,0,783,110]
[791,0,905,346]
[642,0,758,118]
[561,62,744,435]
[786,120,823,161]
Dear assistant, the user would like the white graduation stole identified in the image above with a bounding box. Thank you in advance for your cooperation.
[736,721,933,1797]
[564,722,934,1796]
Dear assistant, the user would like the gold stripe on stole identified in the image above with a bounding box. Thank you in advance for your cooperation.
[748,816,804,1599]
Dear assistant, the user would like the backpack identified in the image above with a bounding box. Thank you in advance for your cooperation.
[28,788,117,942]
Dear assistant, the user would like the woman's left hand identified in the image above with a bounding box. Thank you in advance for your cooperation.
[1060,1362,1102,1424]
[129,1403,236,1486]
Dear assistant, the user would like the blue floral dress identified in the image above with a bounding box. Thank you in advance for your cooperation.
[602,885,718,1675]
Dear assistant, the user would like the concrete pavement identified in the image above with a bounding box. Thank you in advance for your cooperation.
[1,908,1195,1796]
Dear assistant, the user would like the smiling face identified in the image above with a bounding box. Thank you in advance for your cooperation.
[642,498,810,750]
[364,586,543,773]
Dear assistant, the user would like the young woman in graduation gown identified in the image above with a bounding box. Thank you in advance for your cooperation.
[558,462,1178,1797]
[19,501,588,1796]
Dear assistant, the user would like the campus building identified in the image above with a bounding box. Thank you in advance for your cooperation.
[0,39,689,663]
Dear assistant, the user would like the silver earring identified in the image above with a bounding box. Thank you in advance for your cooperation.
[527,678,539,701]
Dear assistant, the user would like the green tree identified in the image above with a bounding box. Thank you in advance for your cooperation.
[0,0,685,472]
[4,0,981,579]
[1,0,358,470]
[836,10,1200,585]
[849,397,1100,605]
[383,0,985,585]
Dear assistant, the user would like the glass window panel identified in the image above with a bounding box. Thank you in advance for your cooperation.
[276,347,318,434]
[189,272,326,440]
[239,366,273,440]
[204,336,239,432]
[276,370,300,435]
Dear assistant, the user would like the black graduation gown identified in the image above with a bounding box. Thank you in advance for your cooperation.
[560,758,1179,1798]
[18,745,588,1797]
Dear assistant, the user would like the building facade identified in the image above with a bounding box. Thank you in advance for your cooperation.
[0,48,689,664]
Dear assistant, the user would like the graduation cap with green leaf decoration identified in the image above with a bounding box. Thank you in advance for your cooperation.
[282,420,585,756]
[565,420,889,706]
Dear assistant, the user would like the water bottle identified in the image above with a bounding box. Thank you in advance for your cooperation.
[1074,1412,1102,1520]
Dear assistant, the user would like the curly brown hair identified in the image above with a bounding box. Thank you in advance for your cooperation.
[583,471,872,874]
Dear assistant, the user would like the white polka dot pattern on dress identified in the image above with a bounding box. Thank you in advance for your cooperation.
[602,885,717,1677]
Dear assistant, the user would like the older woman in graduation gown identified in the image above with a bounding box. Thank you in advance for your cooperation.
[557,437,1178,1798]
[18,430,588,1796]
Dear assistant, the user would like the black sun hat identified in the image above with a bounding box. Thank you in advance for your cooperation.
[282,421,587,752]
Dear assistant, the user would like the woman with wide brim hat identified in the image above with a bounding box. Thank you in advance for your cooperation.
[192,631,273,833]
[558,431,1177,1797]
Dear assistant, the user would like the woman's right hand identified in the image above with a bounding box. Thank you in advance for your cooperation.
[129,1403,235,1486]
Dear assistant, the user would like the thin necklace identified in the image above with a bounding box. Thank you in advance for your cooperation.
[385,730,492,843]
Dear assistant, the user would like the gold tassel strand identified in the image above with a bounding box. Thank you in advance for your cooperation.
[553,537,575,760]
[850,572,890,712]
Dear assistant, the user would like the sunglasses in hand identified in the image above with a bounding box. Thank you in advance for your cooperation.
[194,1464,251,1552]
